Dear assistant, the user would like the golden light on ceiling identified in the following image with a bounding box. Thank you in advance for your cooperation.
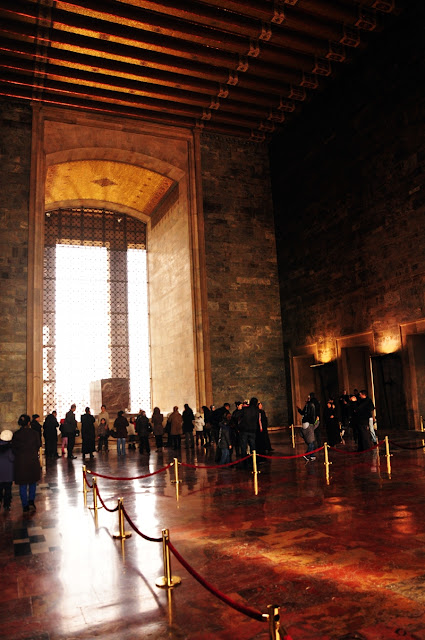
[45,160,174,216]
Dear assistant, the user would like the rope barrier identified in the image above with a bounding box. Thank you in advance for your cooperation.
[167,539,266,623]
[180,455,251,469]
[389,440,425,450]
[121,503,162,543]
[95,484,119,513]
[83,469,93,488]
[86,463,173,481]
[257,446,324,460]
[328,441,382,455]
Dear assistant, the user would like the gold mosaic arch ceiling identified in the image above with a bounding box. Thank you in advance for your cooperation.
[45,160,175,215]
[0,0,402,139]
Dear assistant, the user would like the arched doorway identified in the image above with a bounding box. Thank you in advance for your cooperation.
[27,107,212,417]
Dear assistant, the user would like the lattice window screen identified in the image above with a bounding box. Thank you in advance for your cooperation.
[43,208,148,419]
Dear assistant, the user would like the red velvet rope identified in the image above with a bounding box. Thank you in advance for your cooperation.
[389,439,425,450]
[328,441,382,455]
[180,455,251,469]
[121,503,162,542]
[87,462,173,481]
[83,470,93,488]
[258,446,324,460]
[95,485,119,513]
[167,540,265,623]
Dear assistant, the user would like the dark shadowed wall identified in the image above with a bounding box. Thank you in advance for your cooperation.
[270,3,425,428]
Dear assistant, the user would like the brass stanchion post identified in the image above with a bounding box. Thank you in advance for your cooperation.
[291,424,295,449]
[267,604,282,640]
[113,498,132,540]
[384,435,392,476]
[92,476,98,513]
[323,442,332,485]
[82,465,87,507]
[156,529,181,589]
[170,458,181,484]
[252,450,260,474]
[421,415,424,432]
[253,472,259,496]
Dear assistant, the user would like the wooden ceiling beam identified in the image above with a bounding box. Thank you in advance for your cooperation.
[2,5,333,79]
[85,0,348,42]
[195,0,371,27]
[0,56,276,117]
[0,14,325,93]
[0,70,274,134]
[0,24,306,100]
[21,0,338,60]
[0,82,257,137]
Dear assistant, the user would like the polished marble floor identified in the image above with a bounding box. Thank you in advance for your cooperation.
[1,429,425,640]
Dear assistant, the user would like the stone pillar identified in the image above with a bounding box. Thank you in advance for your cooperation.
[200,133,287,426]
[0,100,32,429]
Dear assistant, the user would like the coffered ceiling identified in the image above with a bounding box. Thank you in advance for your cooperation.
[0,0,402,139]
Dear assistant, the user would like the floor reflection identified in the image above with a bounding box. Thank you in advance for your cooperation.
[1,431,425,639]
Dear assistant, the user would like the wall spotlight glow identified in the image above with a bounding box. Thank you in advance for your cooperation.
[378,335,400,354]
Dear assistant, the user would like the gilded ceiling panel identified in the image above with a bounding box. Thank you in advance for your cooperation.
[45,160,174,215]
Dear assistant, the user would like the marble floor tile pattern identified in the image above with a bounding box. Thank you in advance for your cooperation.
[1,431,425,639]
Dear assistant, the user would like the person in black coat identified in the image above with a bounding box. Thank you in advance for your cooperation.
[43,410,60,459]
[352,390,375,452]
[31,414,42,439]
[81,407,96,460]
[210,403,230,445]
[61,404,78,459]
[12,414,41,513]
[238,397,260,457]
[324,399,341,447]
[135,410,151,455]
[0,429,14,511]
[182,404,195,449]
[297,395,317,460]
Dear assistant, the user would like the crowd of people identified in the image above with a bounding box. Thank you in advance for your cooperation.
[298,388,377,461]
[0,398,275,513]
[0,390,377,512]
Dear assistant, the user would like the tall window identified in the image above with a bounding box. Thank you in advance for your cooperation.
[43,208,150,419]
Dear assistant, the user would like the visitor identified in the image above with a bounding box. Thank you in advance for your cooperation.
[297,395,317,461]
[97,417,109,452]
[151,407,164,451]
[324,398,341,447]
[96,404,109,430]
[193,411,205,447]
[12,414,41,513]
[127,416,137,450]
[62,404,78,459]
[169,406,183,450]
[238,397,259,458]
[43,410,60,459]
[182,403,195,449]
[217,412,233,464]
[30,414,42,439]
[81,407,96,460]
[202,405,212,446]
[136,410,151,455]
[114,410,128,456]
[0,429,14,512]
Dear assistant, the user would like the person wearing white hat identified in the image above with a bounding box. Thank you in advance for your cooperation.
[0,429,14,512]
